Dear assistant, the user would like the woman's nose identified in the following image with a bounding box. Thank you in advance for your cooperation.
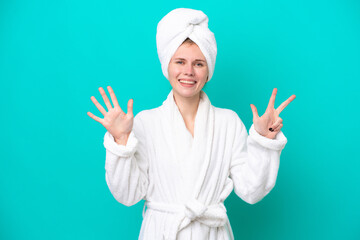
[184,63,194,76]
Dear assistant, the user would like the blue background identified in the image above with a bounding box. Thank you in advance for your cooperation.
[1,0,359,239]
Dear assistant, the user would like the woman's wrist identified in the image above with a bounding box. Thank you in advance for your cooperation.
[114,133,130,146]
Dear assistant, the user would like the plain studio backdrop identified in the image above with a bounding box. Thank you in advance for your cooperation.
[0,0,359,239]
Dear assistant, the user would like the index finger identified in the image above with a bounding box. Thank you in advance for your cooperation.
[276,94,296,114]
[266,88,277,112]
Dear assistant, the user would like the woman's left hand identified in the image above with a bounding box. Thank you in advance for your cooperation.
[250,88,296,139]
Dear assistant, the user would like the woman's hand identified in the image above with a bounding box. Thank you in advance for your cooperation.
[250,88,296,139]
[87,86,134,141]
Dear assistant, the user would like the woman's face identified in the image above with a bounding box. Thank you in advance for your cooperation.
[168,43,209,99]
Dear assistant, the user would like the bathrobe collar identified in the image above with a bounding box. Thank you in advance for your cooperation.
[161,89,215,200]
[142,90,228,239]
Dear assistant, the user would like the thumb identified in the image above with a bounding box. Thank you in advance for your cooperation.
[127,99,134,115]
[250,104,259,119]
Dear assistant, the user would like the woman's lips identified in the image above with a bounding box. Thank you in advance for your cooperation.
[179,82,196,87]
[178,79,197,88]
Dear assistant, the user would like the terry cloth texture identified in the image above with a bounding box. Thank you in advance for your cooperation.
[103,89,288,240]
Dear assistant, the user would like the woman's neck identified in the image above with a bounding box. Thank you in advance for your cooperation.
[173,91,201,123]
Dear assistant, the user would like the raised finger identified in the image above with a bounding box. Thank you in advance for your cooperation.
[276,94,296,114]
[250,104,259,119]
[99,87,113,110]
[87,111,103,124]
[127,99,134,115]
[266,88,277,112]
[91,96,107,116]
[107,86,122,111]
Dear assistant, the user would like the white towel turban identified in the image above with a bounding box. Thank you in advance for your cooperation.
[156,8,217,82]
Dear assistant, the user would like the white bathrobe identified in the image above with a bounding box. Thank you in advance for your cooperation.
[103,90,287,240]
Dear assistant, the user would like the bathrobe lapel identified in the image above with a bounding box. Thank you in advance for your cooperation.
[144,90,227,240]
[162,89,215,200]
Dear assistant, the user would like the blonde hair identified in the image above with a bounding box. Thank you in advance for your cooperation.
[182,37,196,45]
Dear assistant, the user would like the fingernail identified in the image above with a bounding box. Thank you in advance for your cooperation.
[269,128,273,132]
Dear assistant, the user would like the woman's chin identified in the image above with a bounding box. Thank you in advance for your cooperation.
[174,88,200,99]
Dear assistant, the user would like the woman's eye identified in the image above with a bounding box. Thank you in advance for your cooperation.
[175,61,204,66]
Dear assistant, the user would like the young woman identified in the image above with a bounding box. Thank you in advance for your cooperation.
[88,8,296,240]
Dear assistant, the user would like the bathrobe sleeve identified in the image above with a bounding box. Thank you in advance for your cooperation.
[229,113,287,204]
[103,114,149,207]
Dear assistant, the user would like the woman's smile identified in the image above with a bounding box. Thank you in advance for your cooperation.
[168,43,209,99]
[178,79,197,87]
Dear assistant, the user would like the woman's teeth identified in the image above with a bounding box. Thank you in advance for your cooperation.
[179,80,196,84]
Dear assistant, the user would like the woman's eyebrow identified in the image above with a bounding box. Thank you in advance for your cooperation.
[174,58,206,62]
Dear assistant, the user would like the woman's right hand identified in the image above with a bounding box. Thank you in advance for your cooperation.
[87,86,134,143]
